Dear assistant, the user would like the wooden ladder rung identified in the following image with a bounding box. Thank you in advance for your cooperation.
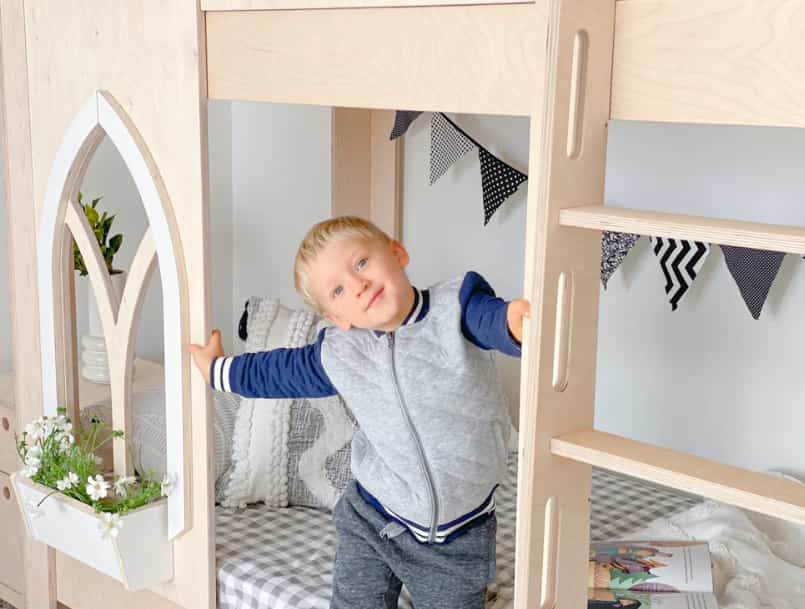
[560,204,805,254]
[551,429,805,526]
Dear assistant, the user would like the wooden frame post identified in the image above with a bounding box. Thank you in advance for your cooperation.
[515,2,615,608]
[331,108,403,238]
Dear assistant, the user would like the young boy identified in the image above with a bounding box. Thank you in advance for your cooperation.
[189,216,530,609]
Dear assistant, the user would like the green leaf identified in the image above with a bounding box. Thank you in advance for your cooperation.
[91,196,102,209]
[85,205,99,226]
[109,234,123,254]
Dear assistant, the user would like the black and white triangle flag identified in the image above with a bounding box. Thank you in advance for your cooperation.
[389,111,423,140]
[651,237,710,310]
[478,148,528,225]
[720,245,785,319]
[430,113,475,184]
[601,231,640,289]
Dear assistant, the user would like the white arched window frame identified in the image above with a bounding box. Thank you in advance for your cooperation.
[38,91,187,540]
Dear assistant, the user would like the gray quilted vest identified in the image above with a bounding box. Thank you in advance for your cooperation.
[320,276,512,542]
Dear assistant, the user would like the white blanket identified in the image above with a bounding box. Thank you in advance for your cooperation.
[634,477,805,608]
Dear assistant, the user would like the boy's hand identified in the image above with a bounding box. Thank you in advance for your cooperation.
[188,329,225,385]
[506,299,531,344]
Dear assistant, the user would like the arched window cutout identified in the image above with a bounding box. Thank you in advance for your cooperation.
[38,91,187,540]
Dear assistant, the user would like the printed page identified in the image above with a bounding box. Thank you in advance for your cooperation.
[588,589,719,609]
[588,541,713,592]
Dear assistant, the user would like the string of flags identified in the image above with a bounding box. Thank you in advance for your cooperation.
[390,110,528,225]
[601,231,788,320]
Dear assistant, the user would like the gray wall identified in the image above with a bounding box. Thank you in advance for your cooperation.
[597,121,805,478]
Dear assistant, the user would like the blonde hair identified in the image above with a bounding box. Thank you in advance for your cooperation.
[294,216,391,310]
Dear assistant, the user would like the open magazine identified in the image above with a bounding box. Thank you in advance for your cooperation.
[587,541,718,609]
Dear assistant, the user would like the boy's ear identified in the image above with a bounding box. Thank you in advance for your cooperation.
[389,239,410,269]
[324,312,352,331]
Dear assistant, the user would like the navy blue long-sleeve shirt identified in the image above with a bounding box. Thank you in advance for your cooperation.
[211,271,521,398]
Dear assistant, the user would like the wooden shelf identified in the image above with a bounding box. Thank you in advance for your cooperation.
[560,205,805,254]
[551,429,805,526]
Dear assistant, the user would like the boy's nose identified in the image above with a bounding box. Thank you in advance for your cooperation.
[355,279,370,297]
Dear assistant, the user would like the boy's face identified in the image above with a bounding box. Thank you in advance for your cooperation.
[307,236,414,332]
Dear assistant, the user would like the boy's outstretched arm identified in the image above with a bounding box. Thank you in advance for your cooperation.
[506,298,531,344]
[188,329,337,399]
[188,329,225,384]
[460,271,531,357]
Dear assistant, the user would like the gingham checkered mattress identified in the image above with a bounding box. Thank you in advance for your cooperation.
[215,454,701,609]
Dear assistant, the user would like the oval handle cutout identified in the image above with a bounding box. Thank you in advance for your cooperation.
[566,30,589,159]
[552,272,573,391]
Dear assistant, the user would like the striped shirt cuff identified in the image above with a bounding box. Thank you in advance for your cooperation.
[210,356,235,392]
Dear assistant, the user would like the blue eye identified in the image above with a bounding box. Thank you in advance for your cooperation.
[356,258,367,270]
[333,286,343,298]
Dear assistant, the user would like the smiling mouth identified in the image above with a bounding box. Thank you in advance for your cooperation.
[367,287,384,310]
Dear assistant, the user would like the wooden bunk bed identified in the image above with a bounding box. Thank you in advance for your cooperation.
[1,1,804,608]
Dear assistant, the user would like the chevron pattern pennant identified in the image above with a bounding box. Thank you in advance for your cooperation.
[430,112,475,184]
[720,245,785,319]
[650,237,710,310]
[389,110,423,140]
[478,148,528,225]
[601,231,640,289]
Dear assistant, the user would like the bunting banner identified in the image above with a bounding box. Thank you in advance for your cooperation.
[650,237,710,311]
[601,231,640,289]
[720,245,785,320]
[478,148,528,225]
[389,111,423,140]
[429,112,475,184]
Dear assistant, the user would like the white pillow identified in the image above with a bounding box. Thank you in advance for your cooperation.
[80,387,240,493]
[219,297,355,511]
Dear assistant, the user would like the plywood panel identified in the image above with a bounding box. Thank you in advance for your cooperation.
[331,108,402,238]
[515,1,615,608]
[207,4,544,115]
[13,1,215,607]
[612,0,805,128]
[204,0,532,8]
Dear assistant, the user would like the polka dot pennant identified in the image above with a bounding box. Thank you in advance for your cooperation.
[720,245,785,319]
[478,147,528,225]
[389,111,423,140]
[430,112,475,185]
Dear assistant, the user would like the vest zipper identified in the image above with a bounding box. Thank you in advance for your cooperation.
[387,331,439,543]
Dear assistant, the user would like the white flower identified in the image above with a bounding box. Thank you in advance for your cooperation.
[24,421,43,441]
[26,445,42,460]
[25,499,44,519]
[86,475,110,501]
[22,463,39,478]
[114,475,136,498]
[160,474,175,497]
[22,453,41,478]
[56,472,79,491]
[58,434,74,452]
[94,455,104,466]
[98,512,123,539]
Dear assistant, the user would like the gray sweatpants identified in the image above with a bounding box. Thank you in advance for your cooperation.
[330,480,497,609]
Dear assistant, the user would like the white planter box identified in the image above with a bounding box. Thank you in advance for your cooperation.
[11,472,173,591]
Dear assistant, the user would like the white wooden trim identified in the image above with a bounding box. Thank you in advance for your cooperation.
[97,92,188,540]
[37,91,187,539]
[38,95,99,416]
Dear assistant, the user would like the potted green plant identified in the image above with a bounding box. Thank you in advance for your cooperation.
[11,409,173,591]
[73,191,126,384]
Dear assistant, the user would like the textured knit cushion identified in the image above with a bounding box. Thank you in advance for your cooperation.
[218,297,355,511]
